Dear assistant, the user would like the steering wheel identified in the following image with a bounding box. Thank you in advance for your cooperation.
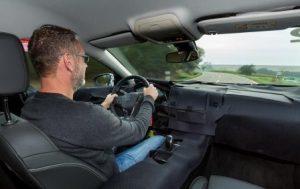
[110,75,149,118]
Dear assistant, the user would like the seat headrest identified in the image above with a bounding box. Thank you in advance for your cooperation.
[0,32,29,95]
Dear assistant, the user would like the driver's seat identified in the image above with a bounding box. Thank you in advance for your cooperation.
[0,32,107,189]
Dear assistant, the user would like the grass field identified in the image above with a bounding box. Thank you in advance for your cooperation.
[210,65,300,72]
[209,65,300,86]
[246,75,300,86]
[210,71,300,86]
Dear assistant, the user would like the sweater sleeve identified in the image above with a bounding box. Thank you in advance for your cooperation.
[80,95,155,149]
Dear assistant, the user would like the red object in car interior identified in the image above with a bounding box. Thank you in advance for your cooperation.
[20,38,29,52]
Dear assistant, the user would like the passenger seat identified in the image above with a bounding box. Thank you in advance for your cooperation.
[190,175,264,189]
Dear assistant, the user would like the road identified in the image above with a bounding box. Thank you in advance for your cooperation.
[194,72,257,84]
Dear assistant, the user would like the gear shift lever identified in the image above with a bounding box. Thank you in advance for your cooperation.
[165,135,174,151]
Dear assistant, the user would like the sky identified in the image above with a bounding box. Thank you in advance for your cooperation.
[196,28,300,66]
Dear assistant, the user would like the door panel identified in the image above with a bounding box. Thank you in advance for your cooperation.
[74,86,113,104]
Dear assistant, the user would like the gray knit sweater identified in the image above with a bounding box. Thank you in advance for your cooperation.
[21,92,154,178]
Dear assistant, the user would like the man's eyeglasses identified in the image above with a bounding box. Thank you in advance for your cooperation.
[76,54,89,63]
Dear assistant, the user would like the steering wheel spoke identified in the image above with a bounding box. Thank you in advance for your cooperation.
[118,89,127,96]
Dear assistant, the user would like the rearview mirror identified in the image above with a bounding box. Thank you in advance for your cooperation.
[166,41,199,63]
[166,50,199,63]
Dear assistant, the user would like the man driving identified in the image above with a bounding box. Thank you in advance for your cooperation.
[21,25,165,179]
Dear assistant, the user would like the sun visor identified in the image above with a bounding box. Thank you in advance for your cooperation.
[198,9,300,34]
[89,32,144,49]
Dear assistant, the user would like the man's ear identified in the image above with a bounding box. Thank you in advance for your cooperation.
[62,53,75,72]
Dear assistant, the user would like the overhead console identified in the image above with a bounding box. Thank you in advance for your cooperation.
[132,14,197,43]
[198,9,300,34]
[90,13,199,48]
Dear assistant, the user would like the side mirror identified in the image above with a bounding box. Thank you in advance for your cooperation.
[93,73,114,87]
[166,41,199,63]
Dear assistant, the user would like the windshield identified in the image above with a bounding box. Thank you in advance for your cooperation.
[108,27,300,86]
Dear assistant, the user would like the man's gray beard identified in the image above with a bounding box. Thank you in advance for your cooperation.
[72,71,85,91]
[73,77,85,91]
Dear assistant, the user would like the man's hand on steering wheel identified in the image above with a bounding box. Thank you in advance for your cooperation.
[101,94,118,109]
[101,84,158,110]
[107,75,159,118]
[143,84,158,101]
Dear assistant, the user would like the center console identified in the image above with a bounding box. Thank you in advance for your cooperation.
[102,131,210,189]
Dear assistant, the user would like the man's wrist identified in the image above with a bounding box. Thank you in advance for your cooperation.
[144,95,155,101]
[144,95,155,104]
[101,101,109,109]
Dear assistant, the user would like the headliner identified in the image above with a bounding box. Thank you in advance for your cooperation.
[1,0,300,42]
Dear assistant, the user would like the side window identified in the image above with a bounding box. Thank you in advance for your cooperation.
[22,38,114,88]
[26,54,114,89]
[26,53,40,89]
[22,39,41,89]
[84,57,114,87]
